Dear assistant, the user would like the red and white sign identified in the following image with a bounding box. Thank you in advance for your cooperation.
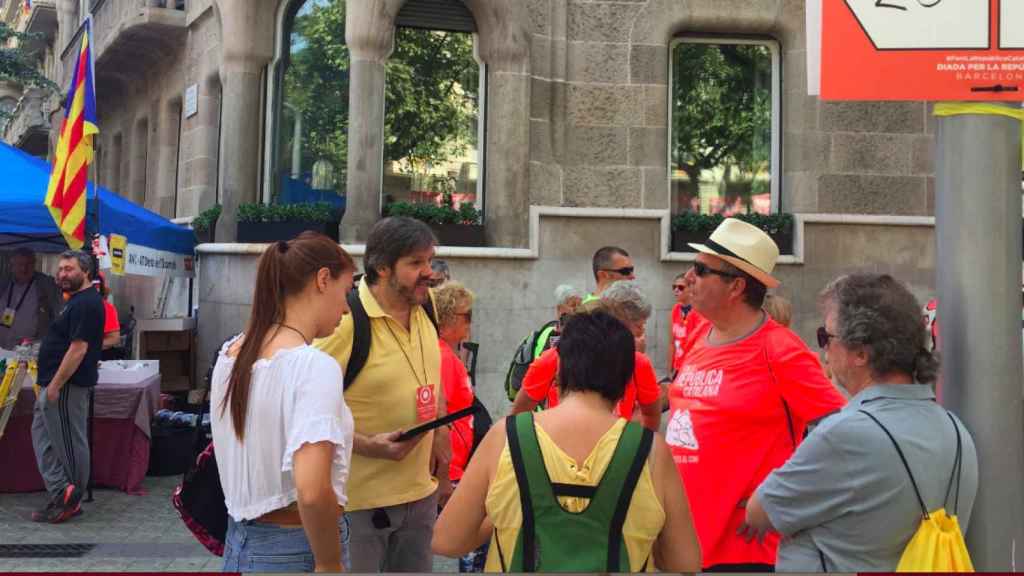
[818,0,1024,101]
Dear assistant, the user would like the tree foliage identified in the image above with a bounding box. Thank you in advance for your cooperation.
[277,0,479,197]
[671,43,772,186]
[0,22,59,118]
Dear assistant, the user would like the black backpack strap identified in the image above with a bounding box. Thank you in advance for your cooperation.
[858,409,929,518]
[943,412,964,515]
[607,425,654,571]
[422,289,439,331]
[506,413,536,572]
[345,290,370,389]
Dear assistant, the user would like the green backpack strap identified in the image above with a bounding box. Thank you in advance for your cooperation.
[506,412,539,571]
[605,422,653,570]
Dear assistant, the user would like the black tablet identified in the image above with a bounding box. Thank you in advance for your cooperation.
[396,405,479,442]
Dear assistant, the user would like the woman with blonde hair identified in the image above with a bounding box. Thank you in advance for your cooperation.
[212,232,356,572]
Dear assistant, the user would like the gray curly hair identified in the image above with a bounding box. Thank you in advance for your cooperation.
[554,284,582,307]
[819,273,939,384]
[600,280,652,325]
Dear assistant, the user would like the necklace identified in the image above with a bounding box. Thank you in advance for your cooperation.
[383,317,429,389]
[277,322,311,345]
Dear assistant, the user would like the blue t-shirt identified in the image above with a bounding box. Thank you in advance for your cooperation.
[37,288,104,388]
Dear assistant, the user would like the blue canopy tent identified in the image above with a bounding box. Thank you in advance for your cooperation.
[0,142,195,277]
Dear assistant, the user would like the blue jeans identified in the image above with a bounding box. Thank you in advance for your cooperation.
[222,514,350,573]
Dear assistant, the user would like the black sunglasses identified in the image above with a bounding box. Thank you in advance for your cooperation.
[672,284,686,291]
[692,261,741,279]
[601,266,634,276]
[816,326,838,349]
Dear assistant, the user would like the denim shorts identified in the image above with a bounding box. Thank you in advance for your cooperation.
[222,513,350,573]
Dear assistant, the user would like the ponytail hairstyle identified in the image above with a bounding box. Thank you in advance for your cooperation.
[222,232,354,441]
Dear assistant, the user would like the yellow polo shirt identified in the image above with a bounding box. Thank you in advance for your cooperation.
[314,281,442,511]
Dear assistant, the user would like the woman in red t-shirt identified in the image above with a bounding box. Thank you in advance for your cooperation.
[511,282,662,431]
[668,271,693,375]
[433,282,478,485]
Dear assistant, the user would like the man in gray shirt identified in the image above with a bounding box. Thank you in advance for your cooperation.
[0,248,62,349]
[741,273,978,572]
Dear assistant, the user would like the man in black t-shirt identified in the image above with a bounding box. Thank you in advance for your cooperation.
[30,250,104,524]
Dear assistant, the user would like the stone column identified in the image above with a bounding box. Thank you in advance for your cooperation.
[341,0,401,243]
[466,0,530,247]
[213,0,275,242]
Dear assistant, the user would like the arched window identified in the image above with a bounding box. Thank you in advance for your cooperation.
[271,0,348,211]
[383,0,484,222]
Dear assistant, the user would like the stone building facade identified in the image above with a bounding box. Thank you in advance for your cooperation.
[3,0,939,414]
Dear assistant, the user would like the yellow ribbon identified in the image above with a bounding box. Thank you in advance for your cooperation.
[934,102,1024,121]
[934,103,1024,167]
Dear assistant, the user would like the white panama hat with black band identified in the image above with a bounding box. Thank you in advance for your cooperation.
[688,217,781,289]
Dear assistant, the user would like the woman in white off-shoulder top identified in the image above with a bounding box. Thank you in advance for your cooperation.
[211,232,355,573]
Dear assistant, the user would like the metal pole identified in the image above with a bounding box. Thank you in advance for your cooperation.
[936,103,1024,570]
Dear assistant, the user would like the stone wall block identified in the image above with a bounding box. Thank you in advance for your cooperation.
[821,101,925,134]
[782,170,819,212]
[530,120,555,163]
[528,0,552,35]
[567,41,629,84]
[567,84,644,126]
[818,174,927,215]
[783,90,818,132]
[563,166,641,207]
[784,130,830,173]
[529,160,562,205]
[631,44,668,85]
[628,126,668,167]
[644,85,668,127]
[911,134,934,175]
[531,34,551,79]
[566,1,642,43]
[642,166,669,209]
[565,125,628,166]
[829,132,912,175]
[531,77,552,120]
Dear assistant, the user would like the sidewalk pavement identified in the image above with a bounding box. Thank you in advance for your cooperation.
[0,476,458,572]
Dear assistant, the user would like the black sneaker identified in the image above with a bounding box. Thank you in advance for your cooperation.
[30,499,60,523]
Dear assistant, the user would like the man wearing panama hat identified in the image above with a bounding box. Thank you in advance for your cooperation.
[665,218,846,571]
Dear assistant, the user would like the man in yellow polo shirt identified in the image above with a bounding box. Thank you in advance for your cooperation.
[316,217,449,572]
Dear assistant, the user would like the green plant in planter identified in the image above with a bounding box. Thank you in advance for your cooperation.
[192,204,221,233]
[671,212,793,236]
[237,202,342,224]
[383,176,482,226]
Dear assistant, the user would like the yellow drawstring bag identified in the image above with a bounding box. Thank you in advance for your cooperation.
[859,410,974,572]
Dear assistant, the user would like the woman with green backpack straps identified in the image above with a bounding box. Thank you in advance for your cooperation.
[432,309,701,572]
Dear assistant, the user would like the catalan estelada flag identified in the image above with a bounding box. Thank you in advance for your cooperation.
[44,23,97,250]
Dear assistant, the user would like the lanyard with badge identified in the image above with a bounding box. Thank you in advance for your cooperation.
[384,314,437,423]
[1,276,35,329]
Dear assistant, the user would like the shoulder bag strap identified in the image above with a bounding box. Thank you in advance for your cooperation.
[344,290,370,389]
[943,411,964,515]
[858,409,929,518]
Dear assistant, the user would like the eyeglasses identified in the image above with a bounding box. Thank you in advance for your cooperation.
[692,261,741,279]
[816,326,838,349]
[456,310,473,323]
[672,284,686,292]
[600,266,634,277]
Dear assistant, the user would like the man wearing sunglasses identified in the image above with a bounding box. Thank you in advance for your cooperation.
[664,218,845,572]
[582,246,636,304]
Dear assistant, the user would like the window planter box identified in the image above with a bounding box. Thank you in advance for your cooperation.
[671,228,794,255]
[236,221,340,243]
[194,228,214,244]
[430,223,486,247]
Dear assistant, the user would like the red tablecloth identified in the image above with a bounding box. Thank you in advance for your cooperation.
[0,374,161,494]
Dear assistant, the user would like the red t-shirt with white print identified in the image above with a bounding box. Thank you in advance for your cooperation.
[667,314,845,568]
